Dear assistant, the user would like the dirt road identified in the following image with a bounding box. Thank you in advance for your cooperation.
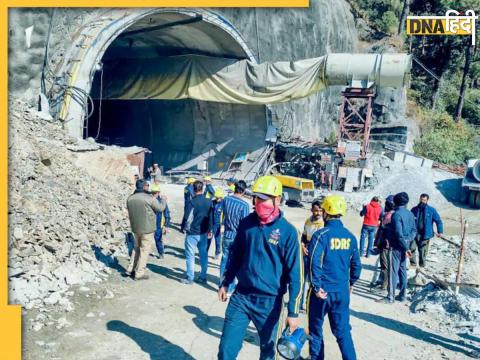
[23,184,479,359]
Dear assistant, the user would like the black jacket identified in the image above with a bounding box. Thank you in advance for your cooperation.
[184,194,212,235]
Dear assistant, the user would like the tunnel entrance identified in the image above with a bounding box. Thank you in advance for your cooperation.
[84,10,267,175]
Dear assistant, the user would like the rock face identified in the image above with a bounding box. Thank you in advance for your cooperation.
[220,1,358,141]
[8,3,357,145]
[8,99,132,310]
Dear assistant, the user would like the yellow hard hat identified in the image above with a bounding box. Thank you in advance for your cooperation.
[214,188,225,199]
[150,183,161,193]
[187,177,196,184]
[321,195,347,216]
[204,176,212,181]
[252,176,283,199]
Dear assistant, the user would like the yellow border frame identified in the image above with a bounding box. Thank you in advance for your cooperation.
[1,1,309,359]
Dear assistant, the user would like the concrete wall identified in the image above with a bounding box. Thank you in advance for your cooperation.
[88,99,266,170]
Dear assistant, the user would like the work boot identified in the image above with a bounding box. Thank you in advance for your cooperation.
[135,275,150,281]
[195,277,207,284]
[395,295,406,302]
[181,278,194,285]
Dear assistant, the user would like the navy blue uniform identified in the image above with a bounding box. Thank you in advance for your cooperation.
[204,183,216,199]
[308,219,361,360]
[387,206,416,301]
[154,204,171,256]
[219,212,303,360]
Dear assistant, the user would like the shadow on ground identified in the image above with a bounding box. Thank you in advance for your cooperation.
[184,305,259,345]
[435,178,470,208]
[351,310,479,356]
[91,245,126,275]
[107,320,195,360]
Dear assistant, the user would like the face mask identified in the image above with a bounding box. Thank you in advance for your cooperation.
[255,200,279,224]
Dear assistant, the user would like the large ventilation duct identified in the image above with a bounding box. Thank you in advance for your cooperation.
[325,53,411,88]
[92,53,412,104]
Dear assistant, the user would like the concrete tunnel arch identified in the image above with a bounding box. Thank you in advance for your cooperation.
[58,8,268,173]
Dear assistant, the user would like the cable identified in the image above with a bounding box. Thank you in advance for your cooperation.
[413,56,480,115]
[41,9,56,95]
[94,64,104,140]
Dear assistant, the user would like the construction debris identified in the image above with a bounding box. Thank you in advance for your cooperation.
[8,99,132,312]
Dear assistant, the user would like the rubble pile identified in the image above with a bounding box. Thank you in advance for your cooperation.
[409,234,480,332]
[8,99,132,312]
[349,153,462,209]
[410,284,480,332]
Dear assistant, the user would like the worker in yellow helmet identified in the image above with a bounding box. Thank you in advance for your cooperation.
[150,183,170,260]
[307,195,361,360]
[181,177,196,232]
[209,188,225,259]
[218,176,303,360]
[204,175,215,199]
[226,177,236,194]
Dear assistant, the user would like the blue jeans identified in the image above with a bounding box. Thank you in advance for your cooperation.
[308,289,356,360]
[218,292,283,360]
[359,225,377,257]
[219,237,237,293]
[207,226,221,255]
[154,230,164,255]
[184,234,208,281]
[388,248,407,301]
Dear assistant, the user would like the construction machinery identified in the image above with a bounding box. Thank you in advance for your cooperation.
[273,175,317,204]
[463,159,480,208]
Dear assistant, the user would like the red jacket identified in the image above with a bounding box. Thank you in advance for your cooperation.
[361,201,382,227]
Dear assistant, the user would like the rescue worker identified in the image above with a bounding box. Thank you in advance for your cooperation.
[126,180,167,280]
[359,196,383,257]
[218,176,303,360]
[204,176,216,199]
[308,195,362,360]
[181,177,196,233]
[410,193,443,268]
[226,177,236,194]
[300,200,324,312]
[150,183,171,260]
[209,188,225,259]
[182,181,212,285]
[378,192,416,303]
[371,195,394,290]
[219,180,249,294]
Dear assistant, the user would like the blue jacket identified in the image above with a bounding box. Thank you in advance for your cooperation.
[155,203,171,231]
[222,212,303,318]
[388,206,417,251]
[211,201,223,230]
[184,195,212,235]
[204,184,215,199]
[184,185,194,206]
[411,204,443,240]
[308,219,362,293]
